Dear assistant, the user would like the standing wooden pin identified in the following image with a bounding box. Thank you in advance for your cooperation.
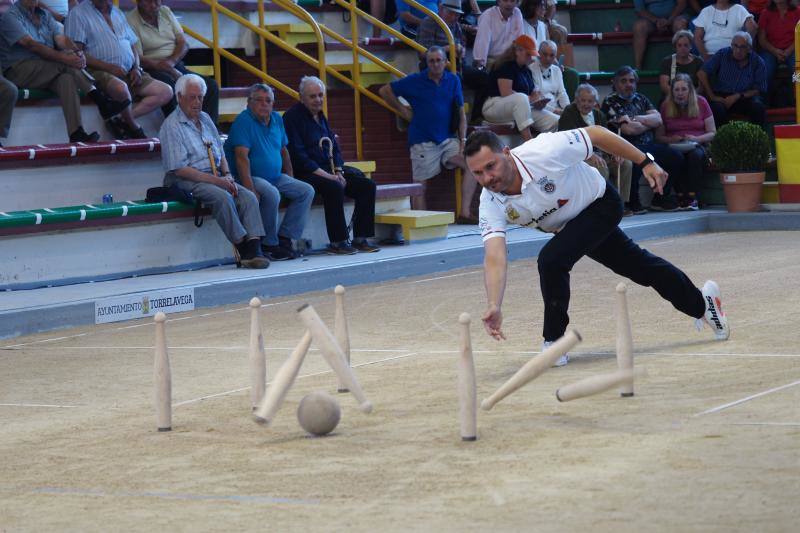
[249,297,267,410]
[334,285,350,393]
[615,283,635,397]
[153,312,172,432]
[253,331,313,426]
[457,313,477,441]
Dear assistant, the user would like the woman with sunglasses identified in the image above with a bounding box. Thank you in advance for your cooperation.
[694,0,757,60]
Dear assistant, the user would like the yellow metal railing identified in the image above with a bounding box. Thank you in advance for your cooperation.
[121,0,466,209]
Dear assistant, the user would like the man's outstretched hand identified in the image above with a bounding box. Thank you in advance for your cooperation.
[482,304,506,341]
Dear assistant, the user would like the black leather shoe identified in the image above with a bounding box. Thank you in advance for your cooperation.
[69,127,100,143]
[352,238,380,253]
[237,239,269,269]
[106,117,128,139]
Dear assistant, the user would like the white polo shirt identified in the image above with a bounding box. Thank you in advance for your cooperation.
[479,128,606,239]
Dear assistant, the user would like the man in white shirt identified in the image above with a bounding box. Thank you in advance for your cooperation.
[473,0,524,70]
[464,127,729,365]
[528,39,569,132]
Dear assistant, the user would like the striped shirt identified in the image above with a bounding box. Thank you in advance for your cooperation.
[159,106,223,173]
[65,0,138,72]
[0,2,62,67]
[702,47,767,95]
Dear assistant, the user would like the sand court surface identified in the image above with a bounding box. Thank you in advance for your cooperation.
[1,231,798,531]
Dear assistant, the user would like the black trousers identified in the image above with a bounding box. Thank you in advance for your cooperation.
[537,184,705,341]
[147,61,220,124]
[298,165,376,244]
[710,93,766,129]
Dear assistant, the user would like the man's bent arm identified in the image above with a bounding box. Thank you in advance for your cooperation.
[586,125,667,193]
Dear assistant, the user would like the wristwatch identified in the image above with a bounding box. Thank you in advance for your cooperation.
[636,152,655,171]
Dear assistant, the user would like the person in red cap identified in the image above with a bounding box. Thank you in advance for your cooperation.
[481,35,553,141]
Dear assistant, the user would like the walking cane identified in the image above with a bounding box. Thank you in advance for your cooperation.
[206,141,242,267]
[320,136,355,236]
[319,136,335,175]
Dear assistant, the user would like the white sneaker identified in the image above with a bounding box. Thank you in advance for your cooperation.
[698,280,730,340]
[542,341,569,367]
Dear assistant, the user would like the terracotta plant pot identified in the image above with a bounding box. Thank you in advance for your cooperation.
[719,171,765,212]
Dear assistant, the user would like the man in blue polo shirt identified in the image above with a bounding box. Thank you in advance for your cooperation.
[697,31,767,130]
[224,84,315,260]
[379,46,478,223]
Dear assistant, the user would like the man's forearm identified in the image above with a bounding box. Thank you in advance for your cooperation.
[586,125,646,165]
[235,152,255,192]
[169,37,189,64]
[174,166,217,183]
[484,240,508,309]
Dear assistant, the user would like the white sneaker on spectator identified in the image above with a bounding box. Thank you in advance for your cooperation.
[694,280,730,340]
[542,340,569,367]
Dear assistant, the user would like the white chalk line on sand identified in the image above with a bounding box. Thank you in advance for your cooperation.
[173,352,418,407]
[693,379,800,417]
[16,486,319,505]
[0,402,80,408]
[9,345,800,359]
[723,422,800,427]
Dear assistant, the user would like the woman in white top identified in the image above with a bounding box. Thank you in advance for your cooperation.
[521,0,550,45]
[529,40,570,115]
[694,0,757,60]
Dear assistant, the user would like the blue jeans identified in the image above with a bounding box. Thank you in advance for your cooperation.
[251,174,315,246]
[758,50,794,97]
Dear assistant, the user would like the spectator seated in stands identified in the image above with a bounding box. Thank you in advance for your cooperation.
[602,65,682,212]
[223,84,315,262]
[632,0,690,70]
[521,0,566,46]
[697,31,767,128]
[39,0,76,23]
[416,1,489,110]
[659,29,705,98]
[693,0,757,61]
[65,0,173,139]
[379,46,479,223]
[0,65,16,147]
[655,73,716,210]
[159,74,269,269]
[0,0,129,142]
[396,0,439,39]
[473,0,524,70]
[482,35,557,139]
[284,76,380,255]
[756,0,799,105]
[529,39,569,117]
[127,0,219,124]
[558,83,633,214]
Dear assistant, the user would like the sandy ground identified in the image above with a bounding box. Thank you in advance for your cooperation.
[1,231,798,532]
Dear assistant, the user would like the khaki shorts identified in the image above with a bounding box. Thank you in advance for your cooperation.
[88,68,155,96]
[410,137,460,182]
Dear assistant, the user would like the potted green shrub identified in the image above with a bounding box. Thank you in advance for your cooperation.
[709,121,771,212]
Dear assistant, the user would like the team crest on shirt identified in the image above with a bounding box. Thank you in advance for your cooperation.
[505,205,521,221]
[537,176,556,194]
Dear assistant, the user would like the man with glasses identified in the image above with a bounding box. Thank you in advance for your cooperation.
[223,84,315,261]
[697,31,766,129]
